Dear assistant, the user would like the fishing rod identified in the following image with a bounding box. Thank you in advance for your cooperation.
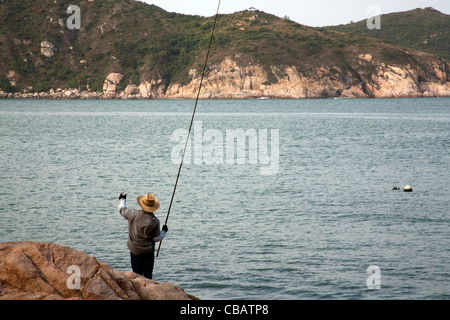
[157,0,221,257]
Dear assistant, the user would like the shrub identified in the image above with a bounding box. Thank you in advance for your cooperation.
[0,77,18,93]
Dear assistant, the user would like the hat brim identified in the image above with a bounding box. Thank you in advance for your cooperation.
[136,196,160,213]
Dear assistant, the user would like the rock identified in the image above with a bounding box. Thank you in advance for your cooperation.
[138,81,152,98]
[63,88,80,98]
[163,56,450,99]
[370,64,421,98]
[106,73,124,85]
[166,58,356,99]
[0,241,198,300]
[419,82,450,97]
[6,70,18,86]
[138,80,165,99]
[124,83,140,95]
[358,53,373,62]
[58,19,65,28]
[40,41,55,58]
[103,73,124,96]
[166,57,268,99]
[341,85,367,98]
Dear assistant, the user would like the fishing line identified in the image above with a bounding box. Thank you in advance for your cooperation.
[157,0,221,257]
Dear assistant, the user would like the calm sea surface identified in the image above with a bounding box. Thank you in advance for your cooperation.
[0,98,449,300]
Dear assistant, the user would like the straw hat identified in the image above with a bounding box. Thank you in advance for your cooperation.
[137,193,160,213]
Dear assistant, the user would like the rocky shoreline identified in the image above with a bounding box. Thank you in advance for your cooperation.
[2,85,449,100]
[0,88,140,100]
[0,88,110,100]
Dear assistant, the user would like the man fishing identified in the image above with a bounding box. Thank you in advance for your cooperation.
[118,192,168,279]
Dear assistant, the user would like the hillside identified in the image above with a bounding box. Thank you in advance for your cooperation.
[0,0,449,98]
[327,7,450,61]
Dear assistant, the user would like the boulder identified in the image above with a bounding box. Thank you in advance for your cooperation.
[0,241,198,300]
[40,41,55,58]
[102,73,124,96]
[124,83,140,95]
[138,79,165,99]
[7,70,18,86]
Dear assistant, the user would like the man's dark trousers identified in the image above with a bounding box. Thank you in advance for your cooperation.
[130,251,154,279]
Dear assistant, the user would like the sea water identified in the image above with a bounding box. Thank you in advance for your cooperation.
[0,98,449,299]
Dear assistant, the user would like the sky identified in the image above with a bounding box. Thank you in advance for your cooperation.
[139,0,450,27]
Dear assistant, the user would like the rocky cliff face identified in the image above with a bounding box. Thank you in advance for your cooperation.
[163,55,450,99]
[0,241,198,300]
[2,55,448,100]
[81,54,450,99]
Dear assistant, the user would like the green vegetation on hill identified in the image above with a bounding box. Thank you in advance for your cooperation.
[0,0,448,93]
[327,7,450,61]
